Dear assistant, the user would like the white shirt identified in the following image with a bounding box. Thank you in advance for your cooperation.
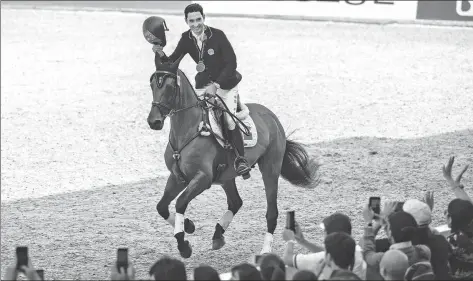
[191,28,206,50]
[293,245,366,280]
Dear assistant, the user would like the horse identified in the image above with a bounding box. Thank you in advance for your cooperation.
[147,55,320,258]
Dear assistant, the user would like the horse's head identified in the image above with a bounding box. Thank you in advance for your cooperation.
[147,54,183,130]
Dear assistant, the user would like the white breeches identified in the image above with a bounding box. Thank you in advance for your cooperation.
[216,86,239,130]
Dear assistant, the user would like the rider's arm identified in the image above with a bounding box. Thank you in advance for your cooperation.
[215,31,237,86]
[161,34,187,63]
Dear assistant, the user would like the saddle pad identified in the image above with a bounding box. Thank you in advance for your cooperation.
[208,108,258,148]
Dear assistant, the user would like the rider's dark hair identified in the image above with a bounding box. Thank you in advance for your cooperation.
[184,3,204,20]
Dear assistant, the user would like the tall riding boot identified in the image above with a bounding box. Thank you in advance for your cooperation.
[229,127,251,179]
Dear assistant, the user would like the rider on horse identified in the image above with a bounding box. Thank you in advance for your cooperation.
[148,3,252,178]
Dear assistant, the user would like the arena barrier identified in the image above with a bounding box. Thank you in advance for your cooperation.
[218,224,451,280]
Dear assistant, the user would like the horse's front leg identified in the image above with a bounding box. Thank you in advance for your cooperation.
[173,170,212,258]
[156,174,196,234]
[212,179,243,250]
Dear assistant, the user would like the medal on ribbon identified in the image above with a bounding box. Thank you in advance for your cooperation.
[193,32,207,73]
[196,61,205,72]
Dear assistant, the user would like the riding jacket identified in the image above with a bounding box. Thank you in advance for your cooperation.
[160,26,242,90]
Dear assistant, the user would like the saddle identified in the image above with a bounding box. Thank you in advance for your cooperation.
[198,93,257,149]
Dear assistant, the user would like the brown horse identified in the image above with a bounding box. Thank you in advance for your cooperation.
[147,56,320,258]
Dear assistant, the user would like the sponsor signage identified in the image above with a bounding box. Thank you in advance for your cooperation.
[416,0,473,21]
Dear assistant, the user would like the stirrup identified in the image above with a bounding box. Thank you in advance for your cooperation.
[234,157,251,175]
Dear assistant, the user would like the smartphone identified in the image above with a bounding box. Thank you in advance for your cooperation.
[16,246,28,271]
[254,254,263,265]
[36,269,44,281]
[286,210,295,232]
[369,197,381,215]
[116,248,128,273]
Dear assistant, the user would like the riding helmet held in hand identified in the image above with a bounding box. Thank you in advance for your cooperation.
[142,16,169,46]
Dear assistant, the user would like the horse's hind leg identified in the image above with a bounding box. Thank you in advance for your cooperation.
[156,174,195,234]
[257,144,285,254]
[212,179,243,250]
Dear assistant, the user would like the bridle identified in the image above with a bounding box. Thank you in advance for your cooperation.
[151,70,203,117]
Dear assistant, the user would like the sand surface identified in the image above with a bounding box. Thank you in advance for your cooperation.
[1,6,473,280]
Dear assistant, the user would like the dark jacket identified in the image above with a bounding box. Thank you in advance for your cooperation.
[161,26,242,90]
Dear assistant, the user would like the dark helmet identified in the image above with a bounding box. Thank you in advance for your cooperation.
[142,16,169,46]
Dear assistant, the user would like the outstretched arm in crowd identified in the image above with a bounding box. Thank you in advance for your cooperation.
[361,202,397,266]
[282,222,324,268]
[3,258,42,281]
[443,156,471,203]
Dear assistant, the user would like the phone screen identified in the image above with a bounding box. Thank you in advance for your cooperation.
[116,248,128,272]
[254,255,262,264]
[36,269,44,280]
[16,247,28,270]
[369,197,381,215]
[286,211,295,231]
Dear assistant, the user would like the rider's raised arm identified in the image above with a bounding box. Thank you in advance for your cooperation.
[162,34,188,63]
[215,31,237,87]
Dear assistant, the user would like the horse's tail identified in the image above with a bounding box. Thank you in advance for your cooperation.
[280,137,320,188]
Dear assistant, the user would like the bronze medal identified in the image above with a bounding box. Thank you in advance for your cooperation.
[196,61,205,72]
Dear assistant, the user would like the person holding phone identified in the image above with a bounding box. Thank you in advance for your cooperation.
[362,205,432,280]
[282,212,367,280]
[3,247,43,281]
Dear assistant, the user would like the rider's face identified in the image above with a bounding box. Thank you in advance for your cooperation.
[186,12,205,35]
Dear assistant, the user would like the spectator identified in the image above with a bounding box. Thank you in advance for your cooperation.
[292,270,317,281]
[446,199,473,280]
[403,197,452,279]
[316,232,359,280]
[282,213,366,279]
[404,261,435,281]
[149,256,187,280]
[194,265,220,281]
[379,249,409,280]
[3,258,43,281]
[259,254,286,280]
[362,205,431,280]
[231,263,262,280]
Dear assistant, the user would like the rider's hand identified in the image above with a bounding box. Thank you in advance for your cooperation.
[443,156,469,190]
[152,45,165,57]
[204,83,218,96]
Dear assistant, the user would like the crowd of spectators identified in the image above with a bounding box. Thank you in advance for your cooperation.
[4,156,472,280]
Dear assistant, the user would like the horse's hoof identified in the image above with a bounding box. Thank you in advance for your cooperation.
[184,218,195,234]
[178,240,192,259]
[212,236,226,250]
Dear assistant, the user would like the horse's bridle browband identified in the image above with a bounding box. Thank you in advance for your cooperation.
[151,70,202,117]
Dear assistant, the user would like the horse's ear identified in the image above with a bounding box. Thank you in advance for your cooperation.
[154,52,162,70]
[170,54,184,71]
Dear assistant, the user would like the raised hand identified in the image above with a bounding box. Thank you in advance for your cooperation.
[423,191,434,211]
[442,156,469,190]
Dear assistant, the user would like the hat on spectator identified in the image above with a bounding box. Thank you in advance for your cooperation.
[403,199,432,227]
[322,212,352,235]
[404,261,435,280]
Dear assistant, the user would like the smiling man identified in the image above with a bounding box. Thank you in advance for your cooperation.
[151,3,251,178]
